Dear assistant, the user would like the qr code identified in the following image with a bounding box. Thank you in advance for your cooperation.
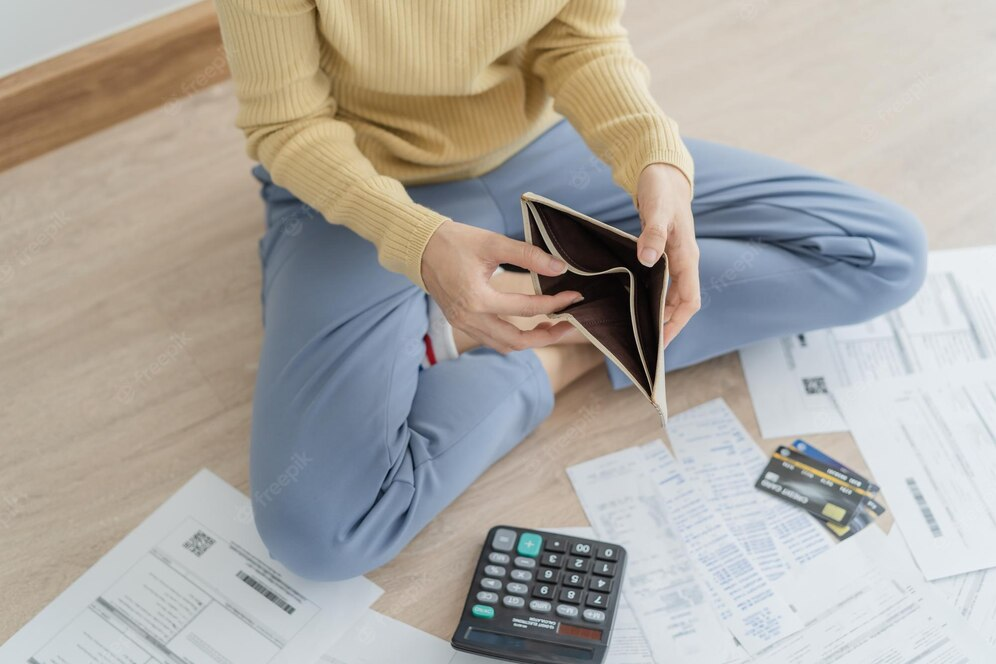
[183,530,216,557]
[802,377,828,395]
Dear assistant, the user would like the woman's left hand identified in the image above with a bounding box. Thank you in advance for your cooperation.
[635,163,700,349]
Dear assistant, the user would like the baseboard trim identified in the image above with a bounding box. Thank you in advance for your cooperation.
[0,1,229,172]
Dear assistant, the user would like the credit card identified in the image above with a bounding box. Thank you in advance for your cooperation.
[790,439,880,493]
[823,509,872,540]
[755,446,870,525]
[791,439,886,517]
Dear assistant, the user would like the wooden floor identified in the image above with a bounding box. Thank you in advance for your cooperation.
[2,0,995,644]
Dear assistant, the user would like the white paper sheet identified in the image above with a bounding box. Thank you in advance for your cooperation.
[568,446,747,664]
[891,525,996,649]
[322,611,456,663]
[835,360,996,579]
[739,246,996,438]
[0,469,382,664]
[754,527,995,662]
[664,399,834,582]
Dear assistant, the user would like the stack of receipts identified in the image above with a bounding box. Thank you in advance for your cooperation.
[566,399,996,663]
[0,470,382,664]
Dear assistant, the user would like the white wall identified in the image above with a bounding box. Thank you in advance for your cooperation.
[0,0,201,78]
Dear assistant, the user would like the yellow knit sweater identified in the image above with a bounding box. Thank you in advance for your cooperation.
[214,0,693,288]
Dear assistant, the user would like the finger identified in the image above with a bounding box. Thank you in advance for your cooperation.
[483,315,573,352]
[637,206,671,268]
[492,236,569,277]
[662,299,699,349]
[485,289,583,317]
[663,209,699,323]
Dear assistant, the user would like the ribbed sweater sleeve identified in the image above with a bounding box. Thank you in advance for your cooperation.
[528,0,695,197]
[213,0,448,289]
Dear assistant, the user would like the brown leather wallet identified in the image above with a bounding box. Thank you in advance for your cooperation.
[521,192,669,423]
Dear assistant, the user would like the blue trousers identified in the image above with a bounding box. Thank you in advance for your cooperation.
[249,120,926,580]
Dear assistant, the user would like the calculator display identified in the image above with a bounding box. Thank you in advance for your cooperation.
[558,623,602,641]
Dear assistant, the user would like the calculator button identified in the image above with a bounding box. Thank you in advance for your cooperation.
[517,533,543,557]
[592,561,616,577]
[567,557,591,572]
[503,595,526,609]
[488,552,510,565]
[589,576,613,593]
[559,588,583,604]
[514,556,537,569]
[563,572,585,588]
[529,600,553,613]
[583,608,606,624]
[586,592,608,609]
[596,545,619,561]
[541,553,563,568]
[484,565,506,577]
[491,528,517,552]
[544,537,568,553]
[537,568,559,583]
[471,604,495,619]
[556,604,579,618]
[476,591,498,604]
[571,541,594,557]
[480,578,502,591]
[507,582,529,595]
[533,584,555,599]
[510,569,532,582]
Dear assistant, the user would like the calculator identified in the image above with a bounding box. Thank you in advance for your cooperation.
[451,526,627,664]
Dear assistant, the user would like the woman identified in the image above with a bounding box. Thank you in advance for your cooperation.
[214,0,926,580]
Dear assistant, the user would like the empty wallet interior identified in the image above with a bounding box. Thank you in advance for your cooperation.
[523,197,668,396]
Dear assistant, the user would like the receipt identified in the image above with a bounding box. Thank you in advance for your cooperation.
[665,399,834,581]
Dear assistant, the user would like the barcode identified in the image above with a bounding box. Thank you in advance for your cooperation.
[237,570,296,615]
[802,377,828,395]
[906,478,942,537]
[183,530,215,557]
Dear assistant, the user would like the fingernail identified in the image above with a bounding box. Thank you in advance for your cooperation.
[571,294,585,304]
[639,248,658,267]
[549,257,567,274]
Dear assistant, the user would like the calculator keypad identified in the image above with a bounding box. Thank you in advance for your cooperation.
[468,528,624,630]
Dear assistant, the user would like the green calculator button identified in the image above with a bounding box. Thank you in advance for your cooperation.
[517,532,543,557]
[471,604,495,619]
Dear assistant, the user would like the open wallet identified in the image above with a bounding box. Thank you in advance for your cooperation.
[520,192,670,424]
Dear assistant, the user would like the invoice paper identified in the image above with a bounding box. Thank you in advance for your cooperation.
[664,399,833,582]
[835,360,996,579]
[568,446,746,664]
[568,432,817,662]
[755,527,995,662]
[739,246,996,437]
[0,469,382,664]
[640,441,803,653]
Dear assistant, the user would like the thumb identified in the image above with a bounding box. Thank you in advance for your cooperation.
[494,236,569,277]
[637,214,669,268]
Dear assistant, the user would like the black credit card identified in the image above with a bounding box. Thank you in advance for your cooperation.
[755,447,871,525]
[790,439,886,517]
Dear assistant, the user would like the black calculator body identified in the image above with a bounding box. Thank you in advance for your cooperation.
[451,526,627,664]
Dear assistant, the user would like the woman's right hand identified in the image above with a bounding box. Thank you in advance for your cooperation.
[420,220,583,353]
